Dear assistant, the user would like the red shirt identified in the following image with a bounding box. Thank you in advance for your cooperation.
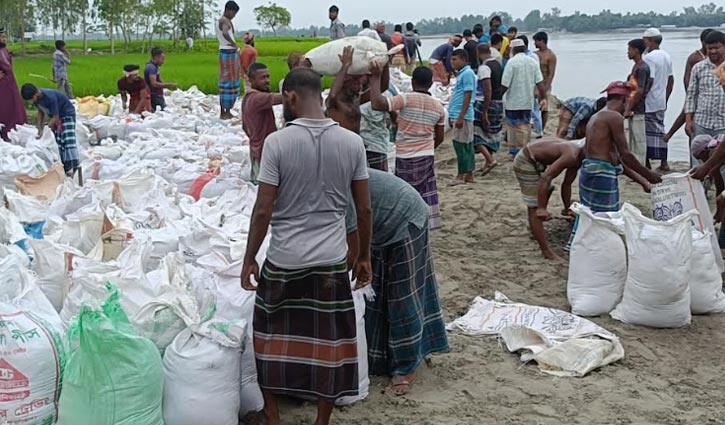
[240,45,258,77]
[241,90,277,161]
[390,32,404,56]
[117,76,150,113]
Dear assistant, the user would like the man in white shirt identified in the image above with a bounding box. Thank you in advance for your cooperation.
[358,19,380,41]
[329,5,345,40]
[643,27,674,171]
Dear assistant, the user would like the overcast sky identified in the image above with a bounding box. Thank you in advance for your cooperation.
[231,0,700,30]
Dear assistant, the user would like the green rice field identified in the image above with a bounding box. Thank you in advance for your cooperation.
[10,38,329,97]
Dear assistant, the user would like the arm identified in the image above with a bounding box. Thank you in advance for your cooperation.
[328,46,354,110]
[612,119,661,184]
[220,19,236,47]
[626,87,645,118]
[693,142,725,180]
[149,74,175,89]
[666,75,674,104]
[456,91,473,122]
[350,179,372,287]
[684,69,699,136]
[62,50,71,63]
[346,231,359,270]
[444,48,453,73]
[369,63,391,112]
[684,56,697,90]
[240,182,278,290]
[482,78,492,124]
[36,109,45,133]
[623,165,652,192]
[120,91,128,110]
[560,167,578,212]
[434,125,445,148]
[536,155,572,217]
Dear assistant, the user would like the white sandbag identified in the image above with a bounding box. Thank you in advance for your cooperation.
[0,255,65,425]
[0,207,28,244]
[567,203,626,316]
[28,239,84,312]
[200,177,247,199]
[335,280,370,406]
[59,200,105,254]
[305,36,404,76]
[163,316,245,425]
[651,173,723,272]
[611,204,695,328]
[4,189,48,223]
[690,229,725,314]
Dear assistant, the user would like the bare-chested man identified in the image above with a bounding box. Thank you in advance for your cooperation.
[580,81,661,213]
[512,137,584,261]
[665,28,714,142]
[534,32,557,128]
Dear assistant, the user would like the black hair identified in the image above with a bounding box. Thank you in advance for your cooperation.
[247,62,268,78]
[490,15,501,25]
[394,24,403,32]
[473,26,484,37]
[55,40,65,50]
[513,45,527,55]
[452,49,469,62]
[329,5,339,12]
[477,43,491,55]
[463,29,472,37]
[224,1,240,12]
[508,26,518,34]
[21,83,38,100]
[361,20,370,28]
[282,68,322,95]
[705,30,725,45]
[123,64,140,72]
[412,66,433,87]
[150,47,164,58]
[628,39,646,54]
[701,28,715,43]
[517,35,529,49]
[490,33,504,45]
[533,31,548,43]
[595,97,607,111]
[607,93,627,102]
[406,22,414,31]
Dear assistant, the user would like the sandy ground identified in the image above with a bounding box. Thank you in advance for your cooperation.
[248,141,725,425]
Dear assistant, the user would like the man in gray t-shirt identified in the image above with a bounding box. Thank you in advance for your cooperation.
[241,67,372,425]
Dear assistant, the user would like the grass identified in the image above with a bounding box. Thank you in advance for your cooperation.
[9,37,330,97]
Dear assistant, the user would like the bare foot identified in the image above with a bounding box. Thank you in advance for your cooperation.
[384,373,416,396]
[543,250,565,263]
[480,161,499,176]
[465,173,475,183]
[657,163,670,172]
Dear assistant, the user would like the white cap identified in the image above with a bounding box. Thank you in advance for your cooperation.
[510,39,525,48]
[643,27,661,38]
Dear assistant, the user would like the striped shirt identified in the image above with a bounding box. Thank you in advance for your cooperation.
[387,92,446,158]
[685,59,725,131]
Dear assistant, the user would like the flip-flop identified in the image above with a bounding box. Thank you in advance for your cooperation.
[448,180,465,187]
[480,162,499,176]
[384,379,413,396]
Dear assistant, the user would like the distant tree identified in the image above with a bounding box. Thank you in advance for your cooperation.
[254,3,292,36]
[523,9,541,31]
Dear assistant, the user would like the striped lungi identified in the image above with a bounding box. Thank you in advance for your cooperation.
[505,109,532,156]
[395,156,442,231]
[473,99,504,153]
[367,222,449,377]
[366,151,389,172]
[579,158,624,213]
[645,110,667,161]
[218,49,241,110]
[254,261,359,400]
[512,150,547,208]
[55,116,79,175]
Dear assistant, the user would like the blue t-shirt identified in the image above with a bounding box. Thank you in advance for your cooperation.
[430,43,454,72]
[37,89,75,119]
[144,61,164,96]
[448,66,476,121]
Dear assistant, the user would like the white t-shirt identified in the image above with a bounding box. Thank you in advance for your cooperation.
[643,49,673,113]
[476,65,492,102]
[357,28,381,41]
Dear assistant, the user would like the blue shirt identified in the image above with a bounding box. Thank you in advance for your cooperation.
[430,43,454,72]
[36,89,75,119]
[449,66,476,121]
[144,61,163,96]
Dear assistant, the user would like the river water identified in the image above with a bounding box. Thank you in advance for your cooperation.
[419,29,704,161]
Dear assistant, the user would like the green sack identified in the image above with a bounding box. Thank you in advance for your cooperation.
[57,287,164,425]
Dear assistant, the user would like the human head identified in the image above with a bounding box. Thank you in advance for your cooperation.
[55,40,65,50]
[595,97,607,112]
[473,25,484,39]
[123,64,141,81]
[0,27,6,45]
[490,33,504,49]
[287,52,305,70]
[642,28,662,50]
[362,20,371,29]
[224,1,240,19]
[451,49,469,71]
[533,31,548,49]
[477,43,491,61]
[406,22,414,32]
[463,29,473,40]
[517,35,529,50]
[21,83,41,103]
[281,68,323,122]
[700,28,715,48]
[394,24,403,33]
[375,23,385,34]
[627,39,646,60]
[411,66,433,91]
[508,27,518,39]
[704,30,725,64]
[248,63,271,92]
[510,38,526,55]
[243,32,255,47]
[601,81,634,113]
[489,15,502,31]
[329,5,339,21]
[451,34,463,47]
[151,47,165,65]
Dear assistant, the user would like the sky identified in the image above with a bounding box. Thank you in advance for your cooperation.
[231,0,702,30]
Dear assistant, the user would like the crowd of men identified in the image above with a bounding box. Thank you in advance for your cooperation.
[1,5,725,424]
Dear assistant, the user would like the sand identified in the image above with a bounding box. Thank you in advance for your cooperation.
[245,142,725,425]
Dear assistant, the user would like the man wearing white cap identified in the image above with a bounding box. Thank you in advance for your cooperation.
[642,27,674,171]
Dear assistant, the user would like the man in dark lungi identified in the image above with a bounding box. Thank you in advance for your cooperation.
[345,169,448,396]
[241,67,373,425]
[217,1,241,119]
[642,28,674,171]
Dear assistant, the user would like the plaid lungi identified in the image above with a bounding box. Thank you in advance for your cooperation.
[366,151,388,172]
[473,99,504,153]
[367,222,449,376]
[218,49,241,110]
[395,156,442,231]
[512,150,547,208]
[645,110,667,161]
[55,116,79,174]
[579,158,624,213]
[254,261,359,401]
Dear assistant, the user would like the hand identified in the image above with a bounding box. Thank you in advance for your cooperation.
[454,117,464,129]
[536,208,552,221]
[539,99,547,111]
[685,121,694,138]
[690,166,708,181]
[168,83,177,90]
[339,46,354,69]
[369,61,383,76]
[647,171,663,185]
[642,183,652,194]
[664,132,672,143]
[352,258,372,288]
[240,258,260,291]
[482,113,490,128]
[715,195,725,224]
[624,110,633,118]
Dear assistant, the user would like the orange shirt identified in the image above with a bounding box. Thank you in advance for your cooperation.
[240,45,258,76]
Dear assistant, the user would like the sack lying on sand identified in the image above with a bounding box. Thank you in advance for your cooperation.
[690,229,725,314]
[611,204,694,328]
[567,203,626,317]
[305,36,404,76]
